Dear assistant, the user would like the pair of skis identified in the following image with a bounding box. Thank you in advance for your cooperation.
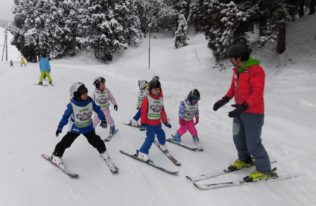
[166,138,203,151]
[41,153,118,178]
[120,141,181,175]
[187,161,297,190]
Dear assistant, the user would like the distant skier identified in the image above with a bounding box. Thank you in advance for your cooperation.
[136,79,172,161]
[129,80,148,127]
[92,76,118,137]
[38,54,53,85]
[172,89,202,150]
[9,60,14,68]
[20,56,27,67]
[212,44,277,182]
[51,82,113,169]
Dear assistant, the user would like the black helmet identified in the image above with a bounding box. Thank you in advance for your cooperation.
[227,44,251,61]
[70,82,88,100]
[93,76,105,88]
[148,79,161,92]
[187,89,200,102]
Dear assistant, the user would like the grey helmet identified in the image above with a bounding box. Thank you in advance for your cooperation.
[70,82,88,99]
[138,80,148,90]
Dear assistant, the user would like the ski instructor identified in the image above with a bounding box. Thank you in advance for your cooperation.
[212,44,277,182]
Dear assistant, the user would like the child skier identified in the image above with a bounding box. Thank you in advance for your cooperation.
[92,76,118,137]
[129,80,148,127]
[136,79,172,161]
[51,82,116,172]
[172,89,203,151]
[38,54,53,85]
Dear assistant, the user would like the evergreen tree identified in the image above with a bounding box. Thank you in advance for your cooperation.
[203,1,258,63]
[174,14,188,48]
[10,0,77,61]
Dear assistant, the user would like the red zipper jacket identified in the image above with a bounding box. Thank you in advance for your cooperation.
[225,62,265,114]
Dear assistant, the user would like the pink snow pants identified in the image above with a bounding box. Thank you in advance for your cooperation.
[177,119,197,137]
[93,109,115,127]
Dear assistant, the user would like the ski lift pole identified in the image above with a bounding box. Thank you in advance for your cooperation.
[148,24,151,69]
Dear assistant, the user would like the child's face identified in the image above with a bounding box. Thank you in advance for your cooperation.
[80,93,88,101]
[191,99,198,105]
[98,82,106,91]
[151,88,160,96]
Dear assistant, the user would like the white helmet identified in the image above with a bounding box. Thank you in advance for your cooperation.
[70,82,88,99]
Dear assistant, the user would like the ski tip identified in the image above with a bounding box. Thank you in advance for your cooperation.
[111,169,119,174]
[185,175,192,181]
[193,183,200,189]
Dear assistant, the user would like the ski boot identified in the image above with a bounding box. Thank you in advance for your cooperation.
[172,133,182,143]
[101,151,111,161]
[193,136,203,151]
[130,119,139,127]
[159,144,168,152]
[227,158,254,171]
[51,155,65,169]
[243,168,278,182]
[136,150,149,162]
[110,126,117,135]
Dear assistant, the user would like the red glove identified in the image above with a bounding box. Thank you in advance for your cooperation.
[194,116,199,125]
[179,118,186,126]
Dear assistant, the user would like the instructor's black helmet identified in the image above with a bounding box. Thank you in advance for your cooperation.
[227,44,251,61]
[187,89,200,103]
[148,79,161,92]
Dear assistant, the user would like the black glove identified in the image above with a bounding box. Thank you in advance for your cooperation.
[228,102,249,118]
[55,128,62,137]
[100,120,108,128]
[164,122,172,128]
[213,96,230,111]
[140,124,146,131]
[114,105,118,111]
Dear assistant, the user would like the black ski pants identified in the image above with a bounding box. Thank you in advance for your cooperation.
[53,130,106,157]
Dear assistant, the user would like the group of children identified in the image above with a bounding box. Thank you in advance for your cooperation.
[49,75,201,168]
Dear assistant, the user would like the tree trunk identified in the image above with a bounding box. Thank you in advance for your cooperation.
[259,0,268,36]
[276,23,286,54]
[299,0,305,17]
[309,0,315,15]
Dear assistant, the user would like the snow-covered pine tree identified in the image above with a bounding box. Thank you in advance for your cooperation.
[203,0,258,64]
[174,14,188,48]
[135,0,171,36]
[76,0,93,51]
[112,0,142,46]
[189,0,211,32]
[89,0,129,61]
[257,0,288,50]
[10,0,76,61]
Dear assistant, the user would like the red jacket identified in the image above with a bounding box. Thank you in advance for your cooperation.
[225,64,265,114]
[141,93,167,126]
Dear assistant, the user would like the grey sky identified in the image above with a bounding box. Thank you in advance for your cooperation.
[0,0,14,21]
